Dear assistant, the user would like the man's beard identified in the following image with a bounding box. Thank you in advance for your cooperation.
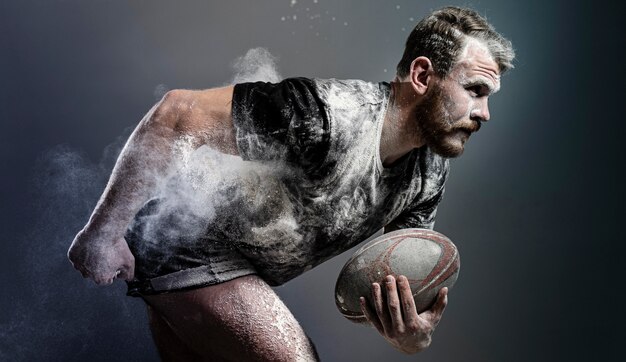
[416,84,481,158]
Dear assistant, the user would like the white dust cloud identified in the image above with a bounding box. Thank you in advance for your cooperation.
[232,47,282,84]
[0,48,288,360]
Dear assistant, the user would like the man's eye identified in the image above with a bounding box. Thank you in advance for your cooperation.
[467,85,482,96]
[467,85,488,97]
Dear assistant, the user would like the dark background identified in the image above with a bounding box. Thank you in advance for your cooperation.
[1,0,624,361]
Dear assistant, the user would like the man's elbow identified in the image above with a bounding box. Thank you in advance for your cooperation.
[142,86,237,154]
[148,89,193,131]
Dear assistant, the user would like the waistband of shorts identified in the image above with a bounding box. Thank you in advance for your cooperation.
[126,264,257,297]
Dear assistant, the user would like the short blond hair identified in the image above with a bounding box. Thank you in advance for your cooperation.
[396,6,515,78]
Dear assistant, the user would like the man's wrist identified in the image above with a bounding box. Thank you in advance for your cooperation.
[81,214,129,244]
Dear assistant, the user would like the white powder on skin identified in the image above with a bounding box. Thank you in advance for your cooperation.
[215,277,317,361]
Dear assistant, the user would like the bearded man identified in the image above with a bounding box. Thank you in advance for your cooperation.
[68,6,514,361]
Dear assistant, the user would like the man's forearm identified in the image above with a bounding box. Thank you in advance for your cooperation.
[83,93,188,241]
[82,86,238,241]
[68,87,237,283]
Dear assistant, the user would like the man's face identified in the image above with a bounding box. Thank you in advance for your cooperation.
[418,40,501,158]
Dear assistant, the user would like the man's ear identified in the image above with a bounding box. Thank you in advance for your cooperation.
[409,57,434,95]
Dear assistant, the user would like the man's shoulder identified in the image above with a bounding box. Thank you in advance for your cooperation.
[311,78,389,105]
[260,77,384,95]
[233,77,388,105]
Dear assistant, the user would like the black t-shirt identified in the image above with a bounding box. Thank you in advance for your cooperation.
[222,77,450,285]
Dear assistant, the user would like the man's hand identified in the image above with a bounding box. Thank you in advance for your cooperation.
[67,229,135,285]
[360,275,448,354]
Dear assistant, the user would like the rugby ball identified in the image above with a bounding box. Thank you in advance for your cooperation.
[335,228,460,323]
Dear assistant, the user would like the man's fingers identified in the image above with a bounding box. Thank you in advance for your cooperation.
[109,238,136,281]
[372,282,391,334]
[118,268,134,281]
[70,239,136,284]
[118,255,136,281]
[397,275,419,327]
[421,287,448,326]
[127,255,135,280]
[360,297,384,334]
[385,275,404,331]
[116,265,135,281]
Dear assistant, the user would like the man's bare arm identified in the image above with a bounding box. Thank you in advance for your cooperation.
[68,86,237,285]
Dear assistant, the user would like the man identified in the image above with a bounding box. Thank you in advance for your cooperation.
[68,6,514,361]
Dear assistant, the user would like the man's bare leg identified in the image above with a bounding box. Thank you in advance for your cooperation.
[143,275,319,361]
[146,304,204,361]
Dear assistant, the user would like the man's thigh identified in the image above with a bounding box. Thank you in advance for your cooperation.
[143,275,319,361]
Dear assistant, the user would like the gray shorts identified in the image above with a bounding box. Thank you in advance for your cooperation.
[125,199,257,297]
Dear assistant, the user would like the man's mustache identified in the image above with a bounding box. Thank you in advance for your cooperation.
[453,120,482,134]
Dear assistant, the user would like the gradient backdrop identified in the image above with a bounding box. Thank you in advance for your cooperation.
[1,1,624,361]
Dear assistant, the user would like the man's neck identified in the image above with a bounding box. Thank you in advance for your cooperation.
[380,80,425,167]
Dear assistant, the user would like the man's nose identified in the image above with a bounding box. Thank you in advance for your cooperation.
[471,99,490,122]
